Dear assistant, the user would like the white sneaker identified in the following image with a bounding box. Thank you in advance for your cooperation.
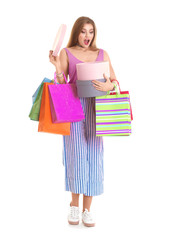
[68,204,80,225]
[82,208,95,227]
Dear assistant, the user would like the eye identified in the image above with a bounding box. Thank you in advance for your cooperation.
[90,31,94,34]
[81,31,85,33]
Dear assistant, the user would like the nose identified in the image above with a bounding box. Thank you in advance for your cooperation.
[85,32,90,38]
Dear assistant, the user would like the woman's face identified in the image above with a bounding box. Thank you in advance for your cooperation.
[78,23,94,48]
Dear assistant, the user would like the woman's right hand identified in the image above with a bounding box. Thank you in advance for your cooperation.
[49,50,61,70]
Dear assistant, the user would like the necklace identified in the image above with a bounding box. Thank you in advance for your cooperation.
[76,43,90,52]
[76,43,84,48]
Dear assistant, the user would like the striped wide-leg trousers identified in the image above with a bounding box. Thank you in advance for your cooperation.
[62,97,104,196]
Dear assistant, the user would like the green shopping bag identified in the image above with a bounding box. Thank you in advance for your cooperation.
[95,82,133,136]
[29,78,52,121]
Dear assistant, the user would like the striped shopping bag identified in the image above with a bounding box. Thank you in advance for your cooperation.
[95,82,133,136]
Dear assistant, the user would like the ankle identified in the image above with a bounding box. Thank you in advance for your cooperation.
[82,208,90,212]
[70,201,79,207]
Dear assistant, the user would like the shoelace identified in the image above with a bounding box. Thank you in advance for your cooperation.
[70,207,79,219]
[83,209,93,221]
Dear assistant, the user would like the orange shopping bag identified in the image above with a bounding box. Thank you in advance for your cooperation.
[38,82,70,135]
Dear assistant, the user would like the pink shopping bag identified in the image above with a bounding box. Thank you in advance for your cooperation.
[48,72,85,123]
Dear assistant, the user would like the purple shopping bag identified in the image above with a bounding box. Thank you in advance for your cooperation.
[48,72,85,123]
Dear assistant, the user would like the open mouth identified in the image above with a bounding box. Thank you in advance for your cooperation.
[84,39,90,45]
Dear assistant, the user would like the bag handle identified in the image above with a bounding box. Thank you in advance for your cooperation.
[54,72,68,84]
[109,79,121,95]
[110,80,133,121]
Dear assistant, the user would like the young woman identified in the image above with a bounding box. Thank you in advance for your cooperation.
[49,16,117,227]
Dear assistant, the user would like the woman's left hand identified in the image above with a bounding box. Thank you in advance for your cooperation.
[92,73,115,92]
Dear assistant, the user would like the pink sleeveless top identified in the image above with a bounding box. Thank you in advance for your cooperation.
[64,48,104,84]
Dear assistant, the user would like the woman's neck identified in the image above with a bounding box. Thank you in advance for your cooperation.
[75,44,90,52]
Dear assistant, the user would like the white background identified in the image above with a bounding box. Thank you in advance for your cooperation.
[0,0,170,239]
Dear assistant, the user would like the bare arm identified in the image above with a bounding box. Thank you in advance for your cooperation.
[57,48,69,84]
[49,48,69,84]
[103,50,117,81]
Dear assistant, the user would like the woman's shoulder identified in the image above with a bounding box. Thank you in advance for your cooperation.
[101,48,108,55]
[96,48,108,56]
[102,49,110,61]
[60,47,67,54]
[60,47,72,57]
[59,48,69,63]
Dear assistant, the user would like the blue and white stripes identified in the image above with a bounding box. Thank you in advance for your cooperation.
[62,97,104,196]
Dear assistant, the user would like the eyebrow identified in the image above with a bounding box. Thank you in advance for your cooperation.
[82,28,94,31]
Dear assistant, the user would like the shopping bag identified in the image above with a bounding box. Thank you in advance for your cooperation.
[95,81,133,136]
[29,78,52,121]
[38,82,70,135]
[32,78,52,104]
[48,72,85,123]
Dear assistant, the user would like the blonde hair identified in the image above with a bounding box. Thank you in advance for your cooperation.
[67,16,98,51]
